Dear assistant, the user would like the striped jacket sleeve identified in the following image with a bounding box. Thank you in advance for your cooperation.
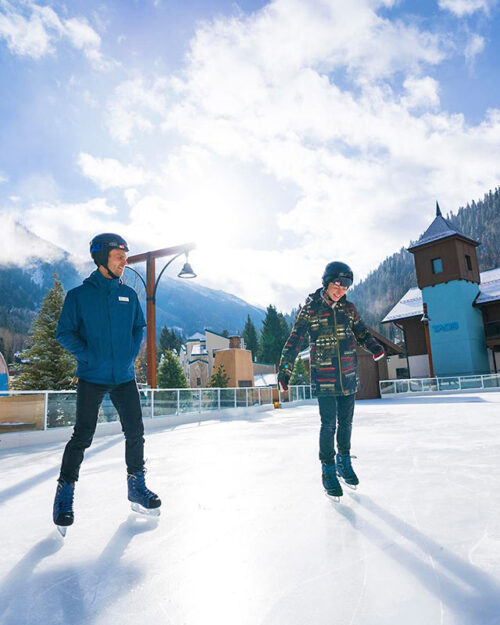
[279,305,309,373]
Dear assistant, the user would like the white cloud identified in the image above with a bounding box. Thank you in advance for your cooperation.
[0,172,8,183]
[464,33,485,67]
[401,76,440,110]
[0,1,114,68]
[78,153,153,189]
[438,0,494,16]
[0,212,66,265]
[94,0,500,309]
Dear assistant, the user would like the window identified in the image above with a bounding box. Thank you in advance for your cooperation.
[196,377,201,386]
[431,258,443,274]
[465,254,472,271]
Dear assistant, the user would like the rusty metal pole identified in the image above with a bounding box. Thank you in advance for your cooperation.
[126,242,196,390]
[422,302,435,378]
[146,253,157,389]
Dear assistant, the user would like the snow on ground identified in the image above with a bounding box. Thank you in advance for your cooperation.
[1,393,500,625]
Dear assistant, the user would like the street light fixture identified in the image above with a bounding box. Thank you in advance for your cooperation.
[125,242,196,388]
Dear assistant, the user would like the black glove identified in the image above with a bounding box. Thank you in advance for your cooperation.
[278,370,290,392]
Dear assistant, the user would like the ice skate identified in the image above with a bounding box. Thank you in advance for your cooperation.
[322,462,343,502]
[128,470,161,517]
[53,479,75,536]
[336,453,359,490]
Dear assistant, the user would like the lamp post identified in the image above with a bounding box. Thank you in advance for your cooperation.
[126,242,196,388]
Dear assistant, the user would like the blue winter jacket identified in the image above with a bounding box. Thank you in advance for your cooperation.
[56,270,146,385]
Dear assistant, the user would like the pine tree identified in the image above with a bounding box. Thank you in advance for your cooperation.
[208,364,230,388]
[157,350,188,389]
[135,342,147,385]
[158,325,183,360]
[290,357,310,385]
[242,315,259,361]
[259,305,290,365]
[12,275,76,390]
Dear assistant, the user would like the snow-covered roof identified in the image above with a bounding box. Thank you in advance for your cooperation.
[475,267,500,305]
[254,373,277,386]
[383,267,500,323]
[382,287,423,323]
[187,332,205,342]
[408,203,478,251]
[191,344,208,356]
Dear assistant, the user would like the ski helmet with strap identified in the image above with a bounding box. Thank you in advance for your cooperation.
[322,261,353,288]
[89,233,129,277]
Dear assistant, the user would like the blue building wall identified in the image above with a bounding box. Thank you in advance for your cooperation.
[423,280,490,376]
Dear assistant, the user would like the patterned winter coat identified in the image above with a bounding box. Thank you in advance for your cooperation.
[279,288,384,397]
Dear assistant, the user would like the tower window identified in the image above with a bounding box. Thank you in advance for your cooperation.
[465,254,472,271]
[431,258,443,274]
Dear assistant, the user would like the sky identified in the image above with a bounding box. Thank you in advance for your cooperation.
[0,0,499,311]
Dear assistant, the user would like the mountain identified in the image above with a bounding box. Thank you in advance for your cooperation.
[0,220,266,360]
[349,187,500,340]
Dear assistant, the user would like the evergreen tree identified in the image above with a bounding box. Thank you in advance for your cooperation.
[158,325,183,360]
[259,305,290,365]
[157,350,188,389]
[242,315,259,360]
[290,357,310,385]
[208,364,230,388]
[12,275,75,390]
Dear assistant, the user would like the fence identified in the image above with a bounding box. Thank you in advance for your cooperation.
[379,373,500,397]
[0,385,312,434]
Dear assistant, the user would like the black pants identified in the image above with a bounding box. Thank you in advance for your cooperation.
[318,394,356,465]
[59,379,145,483]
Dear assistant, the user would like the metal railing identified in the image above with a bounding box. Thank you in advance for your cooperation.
[379,373,500,396]
[0,385,312,433]
[279,385,312,403]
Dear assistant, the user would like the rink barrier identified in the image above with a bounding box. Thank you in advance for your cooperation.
[379,373,500,397]
[0,385,312,434]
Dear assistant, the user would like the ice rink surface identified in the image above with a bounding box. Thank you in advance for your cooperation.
[1,393,500,625]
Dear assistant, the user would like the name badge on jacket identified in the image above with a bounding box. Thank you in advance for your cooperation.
[118,296,130,302]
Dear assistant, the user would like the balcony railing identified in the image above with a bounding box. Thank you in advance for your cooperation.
[379,373,500,396]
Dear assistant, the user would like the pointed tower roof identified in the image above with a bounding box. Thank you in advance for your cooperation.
[408,201,479,252]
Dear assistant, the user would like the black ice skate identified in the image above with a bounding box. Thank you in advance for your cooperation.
[336,453,359,490]
[127,470,161,517]
[53,479,75,536]
[322,462,343,502]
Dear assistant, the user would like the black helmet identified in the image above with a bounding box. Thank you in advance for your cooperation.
[90,233,129,268]
[322,261,353,288]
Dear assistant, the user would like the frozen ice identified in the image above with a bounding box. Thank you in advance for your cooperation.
[1,392,500,625]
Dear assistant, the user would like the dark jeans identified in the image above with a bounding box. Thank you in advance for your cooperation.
[59,379,145,483]
[318,394,356,465]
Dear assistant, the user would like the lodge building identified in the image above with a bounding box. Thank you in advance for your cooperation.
[382,203,500,378]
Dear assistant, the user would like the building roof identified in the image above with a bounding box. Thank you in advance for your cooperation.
[254,373,277,387]
[475,267,500,305]
[187,332,205,342]
[408,202,479,252]
[191,344,208,356]
[204,329,230,339]
[382,287,423,323]
[383,266,500,323]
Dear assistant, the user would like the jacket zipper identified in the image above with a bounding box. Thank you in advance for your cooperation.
[333,306,344,393]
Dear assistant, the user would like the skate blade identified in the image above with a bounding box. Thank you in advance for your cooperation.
[338,476,358,490]
[56,525,67,537]
[324,491,341,503]
[130,502,161,517]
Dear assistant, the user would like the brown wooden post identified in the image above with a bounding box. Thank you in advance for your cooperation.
[422,302,434,378]
[126,242,196,390]
[146,253,156,388]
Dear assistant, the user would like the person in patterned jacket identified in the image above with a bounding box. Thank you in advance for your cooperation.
[278,261,385,499]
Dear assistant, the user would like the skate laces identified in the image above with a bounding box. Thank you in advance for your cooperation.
[129,471,156,499]
[58,481,74,512]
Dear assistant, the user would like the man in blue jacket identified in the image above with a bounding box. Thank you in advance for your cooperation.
[53,233,161,534]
